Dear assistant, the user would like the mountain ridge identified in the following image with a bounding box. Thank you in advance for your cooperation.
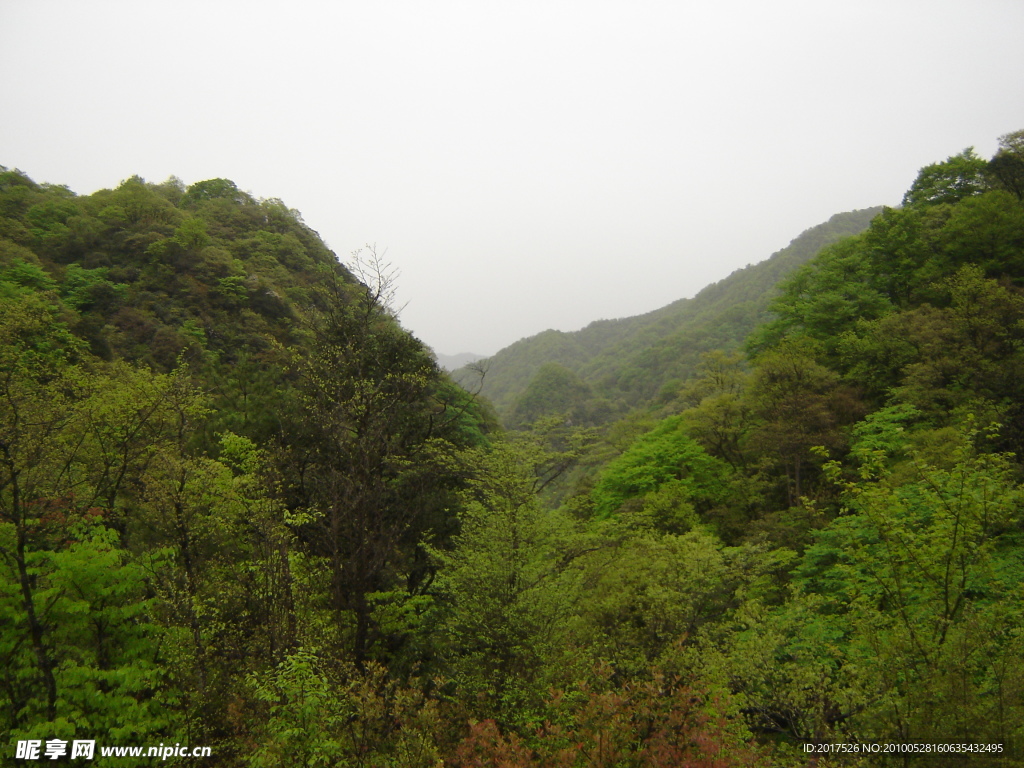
[455,206,885,423]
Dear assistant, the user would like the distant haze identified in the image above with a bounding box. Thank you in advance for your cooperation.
[435,352,485,372]
[2,1,1022,355]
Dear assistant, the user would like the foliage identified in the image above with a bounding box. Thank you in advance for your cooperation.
[276,268,476,664]
[452,668,767,767]
[509,362,599,428]
[246,651,443,768]
[591,415,731,521]
[428,436,587,726]
[988,129,1024,200]
[902,148,990,208]
[3,135,1024,764]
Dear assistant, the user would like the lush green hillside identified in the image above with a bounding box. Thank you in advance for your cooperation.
[557,134,1024,759]
[4,130,1024,767]
[0,169,496,764]
[457,206,882,425]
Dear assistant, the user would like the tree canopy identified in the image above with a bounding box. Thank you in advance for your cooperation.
[4,131,1024,765]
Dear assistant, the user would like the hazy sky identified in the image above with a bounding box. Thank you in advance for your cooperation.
[2,1,1023,355]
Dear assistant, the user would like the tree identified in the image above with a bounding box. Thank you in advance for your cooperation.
[245,651,444,768]
[747,233,898,364]
[452,669,768,767]
[279,263,476,664]
[680,351,756,472]
[591,415,731,522]
[902,148,989,208]
[2,528,175,744]
[987,129,1024,200]
[509,362,594,428]
[747,338,858,507]
[790,417,1024,747]
[429,437,584,726]
[570,528,789,676]
[180,178,247,206]
[0,295,199,741]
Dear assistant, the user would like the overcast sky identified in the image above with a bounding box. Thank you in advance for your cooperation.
[2,1,1023,355]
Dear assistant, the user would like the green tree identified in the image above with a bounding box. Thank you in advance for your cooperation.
[570,527,792,677]
[591,415,731,522]
[987,129,1024,200]
[279,268,475,664]
[0,296,198,743]
[429,437,584,726]
[783,417,1024,749]
[2,528,175,746]
[747,338,859,507]
[679,351,756,472]
[181,178,246,206]
[903,148,990,208]
[246,651,443,768]
[509,362,595,428]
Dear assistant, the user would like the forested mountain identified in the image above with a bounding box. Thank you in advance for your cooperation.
[455,206,882,426]
[0,170,492,764]
[4,130,1024,767]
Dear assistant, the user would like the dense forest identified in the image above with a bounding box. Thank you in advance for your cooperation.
[2,130,1024,766]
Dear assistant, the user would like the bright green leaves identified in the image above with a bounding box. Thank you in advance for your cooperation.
[756,178,1024,447]
[1,257,58,293]
[746,338,859,509]
[1,526,174,745]
[0,336,211,742]
[814,425,1022,618]
[0,292,85,377]
[59,264,126,313]
[941,189,1024,276]
[25,197,80,253]
[787,425,1024,745]
[837,266,1024,429]
[171,216,212,252]
[710,426,1024,747]
[247,649,350,768]
[903,147,990,208]
[181,178,245,207]
[39,530,171,740]
[592,415,730,521]
[573,529,751,675]
[753,235,894,354]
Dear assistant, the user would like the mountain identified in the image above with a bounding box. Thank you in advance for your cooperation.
[5,134,1024,763]
[0,167,492,752]
[434,350,485,371]
[455,207,884,424]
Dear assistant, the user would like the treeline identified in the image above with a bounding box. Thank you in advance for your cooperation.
[2,130,1024,767]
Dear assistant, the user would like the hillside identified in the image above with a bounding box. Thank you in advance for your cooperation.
[4,131,1024,766]
[457,206,883,424]
[0,168,495,761]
